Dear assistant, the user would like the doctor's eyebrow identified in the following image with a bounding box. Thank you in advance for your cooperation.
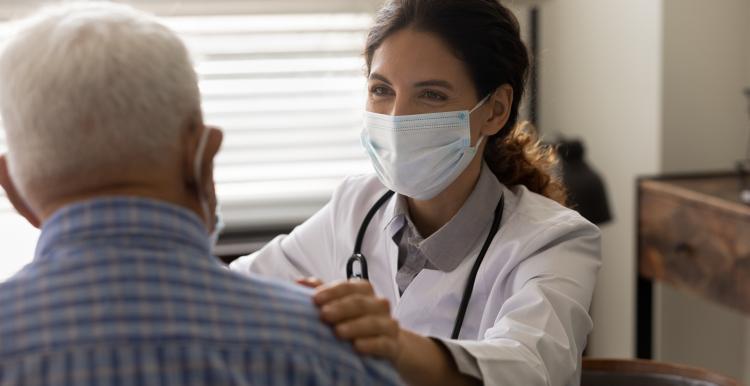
[413,79,454,91]
[368,73,455,91]
[369,73,392,85]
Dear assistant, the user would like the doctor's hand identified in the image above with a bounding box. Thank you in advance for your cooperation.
[313,280,402,363]
[314,280,480,386]
[296,277,324,288]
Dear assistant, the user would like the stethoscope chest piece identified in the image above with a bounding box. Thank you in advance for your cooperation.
[347,253,369,280]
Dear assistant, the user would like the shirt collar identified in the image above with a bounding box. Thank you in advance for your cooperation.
[35,196,210,262]
[385,162,504,272]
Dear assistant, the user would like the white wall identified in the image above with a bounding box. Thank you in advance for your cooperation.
[539,4,750,375]
[661,0,749,172]
[503,3,533,122]
[537,0,663,358]
[657,1,750,382]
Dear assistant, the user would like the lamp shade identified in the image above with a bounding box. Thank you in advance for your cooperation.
[557,139,613,225]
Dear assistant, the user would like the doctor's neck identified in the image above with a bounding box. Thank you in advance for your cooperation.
[407,155,483,237]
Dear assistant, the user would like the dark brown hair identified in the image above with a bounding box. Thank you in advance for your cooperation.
[364,0,567,205]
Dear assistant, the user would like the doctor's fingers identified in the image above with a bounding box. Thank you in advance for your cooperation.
[313,279,374,305]
[296,277,324,288]
[353,335,400,361]
[319,295,391,324]
[334,315,399,341]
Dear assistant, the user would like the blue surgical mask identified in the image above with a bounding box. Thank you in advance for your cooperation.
[361,95,490,200]
[193,127,222,252]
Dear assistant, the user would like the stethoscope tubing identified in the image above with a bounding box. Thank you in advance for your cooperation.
[348,190,504,340]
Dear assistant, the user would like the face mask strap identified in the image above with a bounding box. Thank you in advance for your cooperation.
[193,128,210,182]
[470,94,492,114]
[193,128,212,227]
[473,135,486,149]
[469,94,492,149]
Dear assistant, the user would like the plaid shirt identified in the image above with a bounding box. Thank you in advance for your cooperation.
[0,197,402,386]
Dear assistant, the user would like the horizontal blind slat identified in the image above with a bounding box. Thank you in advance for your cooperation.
[196,57,365,76]
[0,1,381,19]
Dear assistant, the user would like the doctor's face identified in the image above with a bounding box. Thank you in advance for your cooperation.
[366,28,486,132]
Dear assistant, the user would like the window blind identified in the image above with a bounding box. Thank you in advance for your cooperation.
[0,0,379,279]
[173,11,375,230]
[0,1,378,230]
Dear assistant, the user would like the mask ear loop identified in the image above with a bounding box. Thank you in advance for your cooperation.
[193,128,212,226]
[472,135,486,150]
[469,94,493,148]
[470,94,492,113]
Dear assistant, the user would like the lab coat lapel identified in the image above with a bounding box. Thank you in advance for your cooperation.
[380,228,402,307]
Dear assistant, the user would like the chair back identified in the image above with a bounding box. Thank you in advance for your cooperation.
[582,358,742,386]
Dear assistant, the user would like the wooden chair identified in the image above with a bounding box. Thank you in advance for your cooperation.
[582,358,742,386]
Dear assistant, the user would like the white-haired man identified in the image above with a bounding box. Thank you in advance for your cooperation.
[0,3,402,385]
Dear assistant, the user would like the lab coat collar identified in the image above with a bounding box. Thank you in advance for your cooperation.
[384,162,504,272]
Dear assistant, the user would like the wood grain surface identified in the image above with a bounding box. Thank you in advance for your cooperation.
[638,174,750,315]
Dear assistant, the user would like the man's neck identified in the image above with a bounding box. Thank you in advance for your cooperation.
[37,183,205,229]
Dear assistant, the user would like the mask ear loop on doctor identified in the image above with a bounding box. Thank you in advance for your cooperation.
[468,93,492,149]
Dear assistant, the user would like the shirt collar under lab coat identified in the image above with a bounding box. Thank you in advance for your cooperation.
[383,162,504,272]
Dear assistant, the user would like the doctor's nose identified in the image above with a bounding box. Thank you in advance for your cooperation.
[389,95,414,117]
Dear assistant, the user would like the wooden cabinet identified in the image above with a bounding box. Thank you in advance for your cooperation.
[636,173,750,358]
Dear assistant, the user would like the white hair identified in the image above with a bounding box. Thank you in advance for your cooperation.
[0,2,200,195]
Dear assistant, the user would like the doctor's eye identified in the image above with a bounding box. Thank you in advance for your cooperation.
[369,85,394,98]
[420,90,447,102]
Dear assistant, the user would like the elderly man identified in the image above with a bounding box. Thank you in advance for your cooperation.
[0,3,402,385]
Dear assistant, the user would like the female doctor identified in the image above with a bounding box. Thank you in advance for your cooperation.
[231,0,601,385]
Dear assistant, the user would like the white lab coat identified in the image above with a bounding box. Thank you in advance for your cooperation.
[230,173,601,386]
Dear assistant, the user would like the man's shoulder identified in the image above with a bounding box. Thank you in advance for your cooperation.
[0,263,402,385]
[220,272,344,350]
[0,338,402,386]
[201,271,403,384]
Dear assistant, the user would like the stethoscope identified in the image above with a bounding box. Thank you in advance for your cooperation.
[347,190,505,339]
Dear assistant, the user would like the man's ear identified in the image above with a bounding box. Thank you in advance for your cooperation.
[199,126,223,187]
[181,111,221,182]
[0,154,41,228]
[480,84,514,137]
[181,119,223,221]
[184,123,223,186]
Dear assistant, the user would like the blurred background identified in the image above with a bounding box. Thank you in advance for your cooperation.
[0,0,748,382]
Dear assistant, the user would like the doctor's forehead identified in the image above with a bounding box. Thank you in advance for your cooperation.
[368,27,474,90]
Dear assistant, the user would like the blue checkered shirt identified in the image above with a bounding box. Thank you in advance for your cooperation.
[0,197,402,386]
